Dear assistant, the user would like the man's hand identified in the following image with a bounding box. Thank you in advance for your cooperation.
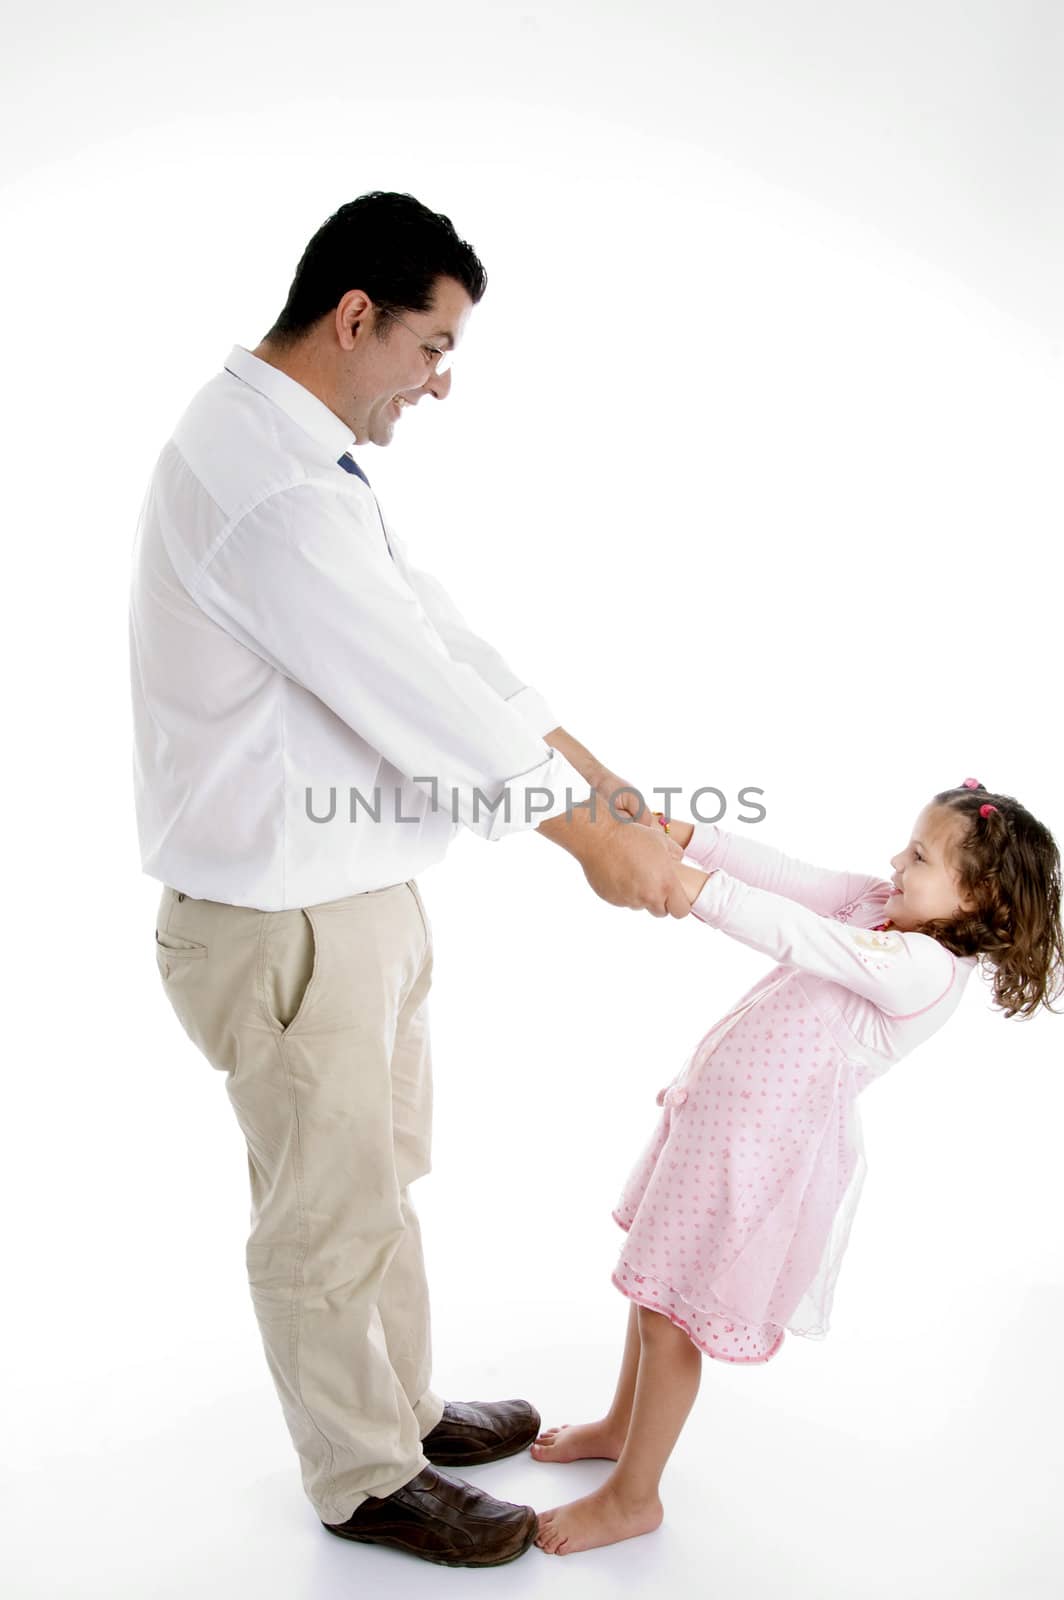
[536,730,690,915]
[591,769,657,827]
[594,779,697,858]
[574,812,691,917]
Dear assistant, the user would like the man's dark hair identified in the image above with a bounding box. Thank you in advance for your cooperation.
[265,191,487,345]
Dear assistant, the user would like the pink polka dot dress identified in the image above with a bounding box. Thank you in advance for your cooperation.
[612,823,977,1364]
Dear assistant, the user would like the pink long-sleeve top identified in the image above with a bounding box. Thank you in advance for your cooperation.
[684,822,976,1081]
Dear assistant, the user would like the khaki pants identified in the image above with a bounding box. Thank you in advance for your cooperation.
[153,878,444,1525]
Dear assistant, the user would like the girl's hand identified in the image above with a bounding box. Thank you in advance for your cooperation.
[677,863,712,903]
[646,810,695,852]
[657,816,694,851]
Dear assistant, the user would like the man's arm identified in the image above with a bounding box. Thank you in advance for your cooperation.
[370,525,681,914]
[540,726,607,787]
[388,528,652,822]
[188,483,588,841]
[542,726,655,823]
[389,528,577,755]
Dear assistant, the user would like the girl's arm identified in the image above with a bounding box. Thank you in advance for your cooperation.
[670,820,889,919]
[676,864,956,1018]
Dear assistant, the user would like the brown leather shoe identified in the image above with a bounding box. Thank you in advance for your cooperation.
[321,1465,537,1568]
[421,1398,541,1466]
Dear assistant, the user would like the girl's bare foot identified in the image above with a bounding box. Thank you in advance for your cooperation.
[529,1420,625,1462]
[535,1484,663,1554]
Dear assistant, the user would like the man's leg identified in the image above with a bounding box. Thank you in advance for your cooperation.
[374,882,444,1441]
[154,880,435,1526]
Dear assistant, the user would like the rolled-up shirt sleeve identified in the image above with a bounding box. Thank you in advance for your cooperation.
[189,480,587,839]
[683,822,888,918]
[689,869,957,1017]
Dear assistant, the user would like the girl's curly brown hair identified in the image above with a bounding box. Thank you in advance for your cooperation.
[916,783,1063,1019]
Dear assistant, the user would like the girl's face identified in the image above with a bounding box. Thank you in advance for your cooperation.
[887,804,976,931]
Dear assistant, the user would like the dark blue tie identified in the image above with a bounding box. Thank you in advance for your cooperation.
[337,451,394,563]
[337,451,371,486]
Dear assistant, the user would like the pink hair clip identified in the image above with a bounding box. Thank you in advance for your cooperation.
[962,777,981,789]
[979,803,998,818]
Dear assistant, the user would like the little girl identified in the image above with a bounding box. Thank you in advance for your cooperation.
[532,779,1063,1557]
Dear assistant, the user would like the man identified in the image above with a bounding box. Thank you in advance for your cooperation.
[130,191,689,1569]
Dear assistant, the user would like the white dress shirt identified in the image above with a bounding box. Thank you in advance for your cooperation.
[129,346,589,910]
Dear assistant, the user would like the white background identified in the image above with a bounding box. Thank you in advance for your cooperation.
[3,2,1062,1596]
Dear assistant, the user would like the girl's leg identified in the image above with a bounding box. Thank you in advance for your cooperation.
[535,1304,702,1556]
[530,1300,641,1462]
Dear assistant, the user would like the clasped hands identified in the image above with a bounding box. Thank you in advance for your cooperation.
[575,768,711,919]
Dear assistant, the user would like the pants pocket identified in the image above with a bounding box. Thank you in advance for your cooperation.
[155,929,208,958]
[406,881,432,954]
[155,928,209,988]
[154,927,212,1054]
[261,910,318,1034]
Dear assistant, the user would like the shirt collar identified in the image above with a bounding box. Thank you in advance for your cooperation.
[223,345,357,461]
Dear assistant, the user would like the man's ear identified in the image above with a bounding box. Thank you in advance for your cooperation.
[335,289,373,350]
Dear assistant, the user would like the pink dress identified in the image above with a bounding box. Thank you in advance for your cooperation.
[613,823,977,1363]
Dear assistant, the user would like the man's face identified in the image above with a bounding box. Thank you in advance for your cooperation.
[351,275,473,447]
